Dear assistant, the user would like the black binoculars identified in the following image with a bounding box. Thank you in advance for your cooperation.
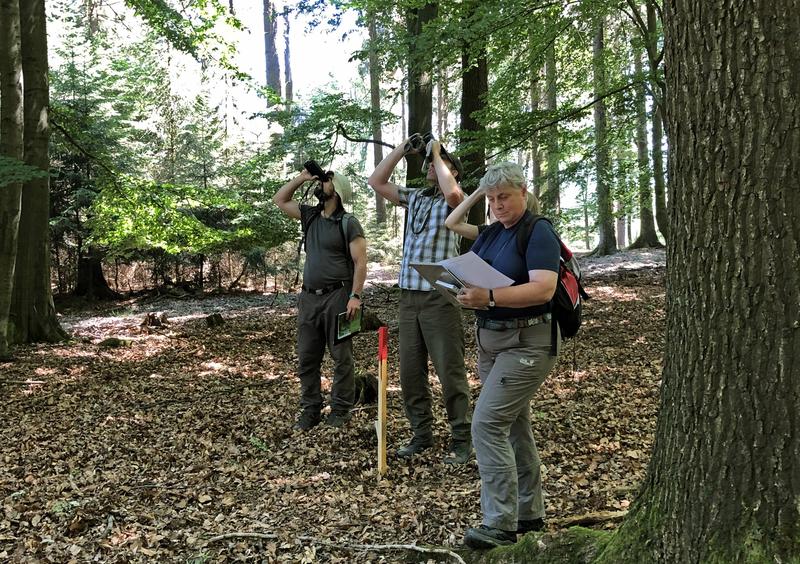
[303,159,331,181]
[404,133,448,158]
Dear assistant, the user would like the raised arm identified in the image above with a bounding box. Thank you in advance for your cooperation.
[367,140,408,206]
[445,185,486,240]
[272,168,315,220]
[428,141,464,208]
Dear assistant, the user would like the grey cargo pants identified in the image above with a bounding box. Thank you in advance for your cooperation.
[472,320,559,531]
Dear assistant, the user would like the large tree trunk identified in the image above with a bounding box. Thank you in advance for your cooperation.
[0,0,25,358]
[10,0,66,343]
[405,3,436,187]
[629,41,662,249]
[592,19,616,255]
[542,42,560,215]
[262,0,281,107]
[598,1,800,561]
[459,0,488,253]
[367,11,386,224]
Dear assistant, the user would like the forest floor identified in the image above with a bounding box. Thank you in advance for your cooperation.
[1,249,666,563]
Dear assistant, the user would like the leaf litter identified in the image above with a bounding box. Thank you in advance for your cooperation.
[0,250,665,562]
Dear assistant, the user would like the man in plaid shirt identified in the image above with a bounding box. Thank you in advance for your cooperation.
[368,136,472,465]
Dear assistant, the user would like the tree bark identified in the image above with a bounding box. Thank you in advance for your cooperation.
[629,41,662,248]
[459,0,488,238]
[262,0,281,107]
[74,254,121,300]
[592,19,616,255]
[0,0,25,357]
[367,11,386,224]
[11,0,66,343]
[542,42,560,215]
[652,102,668,241]
[529,58,543,200]
[598,1,800,561]
[282,10,292,105]
[405,3,436,187]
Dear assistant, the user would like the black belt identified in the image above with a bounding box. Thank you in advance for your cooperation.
[476,313,551,331]
[302,281,346,295]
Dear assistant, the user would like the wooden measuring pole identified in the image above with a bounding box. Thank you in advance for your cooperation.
[376,326,388,476]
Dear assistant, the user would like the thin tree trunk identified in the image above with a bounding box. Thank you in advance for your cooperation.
[262,0,281,107]
[529,62,543,199]
[616,201,627,248]
[629,42,662,248]
[592,18,616,255]
[283,10,292,105]
[367,11,386,224]
[542,42,560,215]
[652,102,668,241]
[598,1,800,560]
[0,0,25,357]
[11,0,66,343]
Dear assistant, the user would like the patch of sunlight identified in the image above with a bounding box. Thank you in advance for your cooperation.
[588,286,640,301]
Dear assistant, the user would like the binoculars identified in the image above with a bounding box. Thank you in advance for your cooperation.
[303,159,332,181]
[404,132,449,159]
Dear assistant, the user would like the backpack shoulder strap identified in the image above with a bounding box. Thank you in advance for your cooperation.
[515,212,551,257]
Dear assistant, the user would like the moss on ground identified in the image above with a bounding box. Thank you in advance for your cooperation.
[459,527,612,564]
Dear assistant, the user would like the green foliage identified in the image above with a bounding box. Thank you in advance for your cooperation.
[0,156,49,188]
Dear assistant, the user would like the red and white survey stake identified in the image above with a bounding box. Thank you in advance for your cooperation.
[377,326,388,476]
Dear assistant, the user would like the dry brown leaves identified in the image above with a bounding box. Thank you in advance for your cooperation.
[0,254,665,563]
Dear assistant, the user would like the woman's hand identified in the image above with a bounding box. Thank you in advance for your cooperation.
[457,287,490,309]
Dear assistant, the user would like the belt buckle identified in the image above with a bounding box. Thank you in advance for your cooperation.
[313,288,324,295]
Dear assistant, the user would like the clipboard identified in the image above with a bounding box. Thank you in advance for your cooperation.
[334,308,362,344]
[411,262,474,309]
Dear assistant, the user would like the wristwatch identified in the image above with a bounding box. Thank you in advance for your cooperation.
[349,292,361,300]
[488,289,496,308]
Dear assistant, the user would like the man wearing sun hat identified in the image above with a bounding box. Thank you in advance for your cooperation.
[273,164,367,431]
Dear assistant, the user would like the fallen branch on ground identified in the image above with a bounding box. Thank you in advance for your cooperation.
[299,535,466,564]
[553,510,628,528]
[206,532,278,544]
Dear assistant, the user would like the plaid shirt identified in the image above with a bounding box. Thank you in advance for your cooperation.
[398,187,461,291]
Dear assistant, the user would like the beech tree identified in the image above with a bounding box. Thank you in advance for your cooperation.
[11,0,66,342]
[0,0,25,358]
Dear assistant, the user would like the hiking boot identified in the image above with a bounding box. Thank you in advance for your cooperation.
[517,518,545,534]
[293,411,321,431]
[464,525,517,549]
[396,437,433,458]
[325,411,352,428]
[443,440,472,465]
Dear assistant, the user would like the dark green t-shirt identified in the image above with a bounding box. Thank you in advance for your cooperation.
[300,205,365,289]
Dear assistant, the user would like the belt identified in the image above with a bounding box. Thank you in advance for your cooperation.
[302,281,345,295]
[476,313,551,331]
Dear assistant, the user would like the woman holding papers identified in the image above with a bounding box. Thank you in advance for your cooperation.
[449,162,561,549]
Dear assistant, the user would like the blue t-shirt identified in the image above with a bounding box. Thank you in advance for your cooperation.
[472,217,560,320]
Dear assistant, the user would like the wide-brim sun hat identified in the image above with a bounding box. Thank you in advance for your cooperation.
[329,171,352,203]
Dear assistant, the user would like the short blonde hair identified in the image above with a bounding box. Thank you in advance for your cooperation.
[329,171,352,203]
[480,161,540,214]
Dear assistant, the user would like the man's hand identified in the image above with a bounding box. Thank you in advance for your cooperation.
[346,296,362,320]
[426,139,441,158]
[299,168,315,182]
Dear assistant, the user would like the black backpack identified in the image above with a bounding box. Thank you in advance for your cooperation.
[480,211,589,352]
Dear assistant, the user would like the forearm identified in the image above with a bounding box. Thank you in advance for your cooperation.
[491,281,555,308]
[446,188,483,228]
[432,153,463,207]
[368,144,405,187]
[273,174,305,205]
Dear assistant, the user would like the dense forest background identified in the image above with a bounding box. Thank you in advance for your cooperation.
[1,0,798,563]
[4,0,666,305]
